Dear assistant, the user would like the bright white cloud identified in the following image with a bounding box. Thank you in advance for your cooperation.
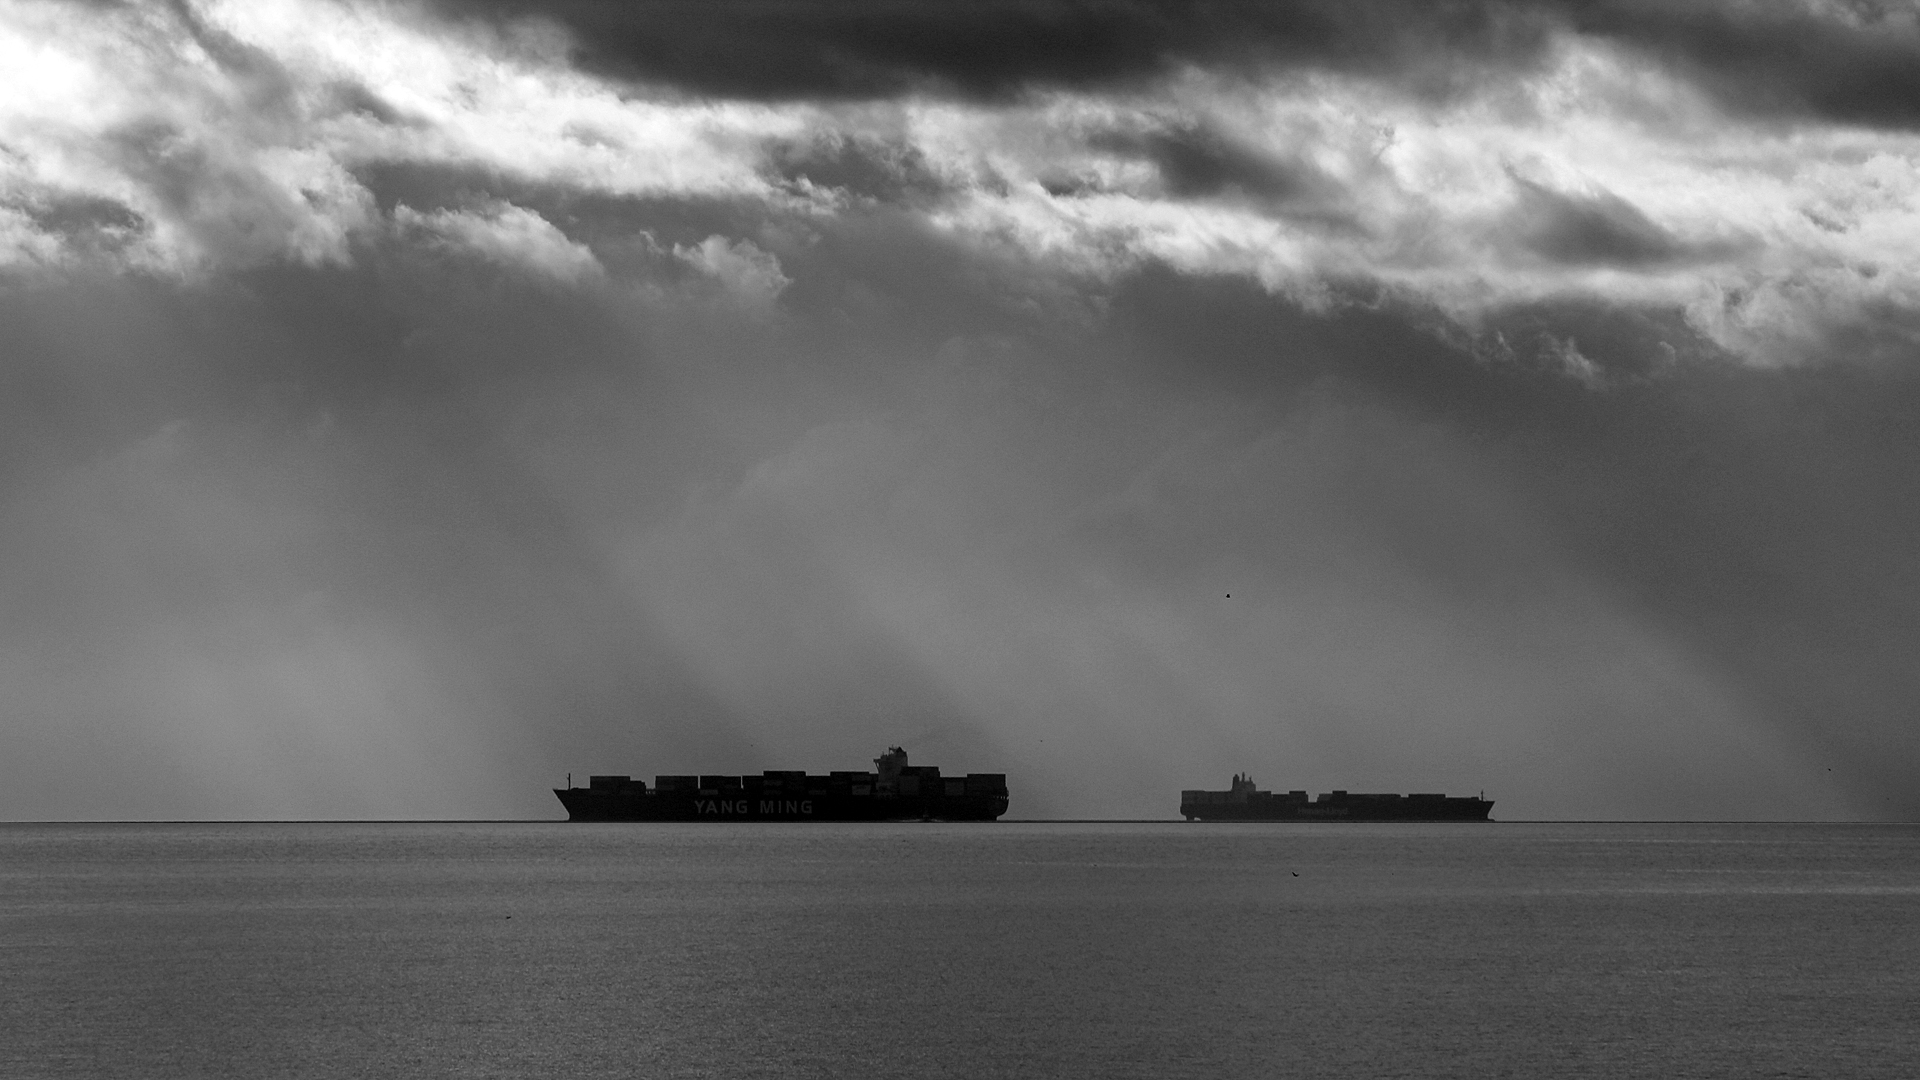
[673,235,790,301]
[394,200,601,282]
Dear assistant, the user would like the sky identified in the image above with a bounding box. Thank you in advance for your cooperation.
[2,0,1918,820]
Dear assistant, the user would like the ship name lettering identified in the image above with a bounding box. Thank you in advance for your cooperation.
[759,800,815,814]
[696,800,751,814]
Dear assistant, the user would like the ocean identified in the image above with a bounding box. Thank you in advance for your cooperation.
[3,821,1916,1079]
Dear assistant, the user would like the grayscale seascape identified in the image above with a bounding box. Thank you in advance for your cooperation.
[6,822,1916,1079]
[9,1,1920,1076]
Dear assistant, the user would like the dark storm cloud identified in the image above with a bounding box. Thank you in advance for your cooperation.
[1568,1,1920,129]
[433,0,1556,101]
[1091,124,1325,205]
[765,134,950,205]
[1504,175,1696,268]
[107,120,225,218]
[8,193,148,256]
[321,79,414,127]
[1096,268,1710,447]
[435,0,1920,132]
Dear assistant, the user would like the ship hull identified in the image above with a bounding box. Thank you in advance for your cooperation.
[554,788,1009,822]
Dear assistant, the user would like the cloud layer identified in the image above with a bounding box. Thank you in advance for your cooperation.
[7,0,1920,363]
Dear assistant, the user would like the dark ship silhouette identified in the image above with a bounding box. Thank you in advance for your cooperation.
[1181,773,1493,821]
[555,747,1009,821]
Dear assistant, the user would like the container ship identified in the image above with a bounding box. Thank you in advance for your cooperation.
[555,747,1009,822]
[1181,774,1492,821]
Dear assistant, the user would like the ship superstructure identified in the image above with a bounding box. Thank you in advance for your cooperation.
[555,747,1009,822]
[1181,774,1492,821]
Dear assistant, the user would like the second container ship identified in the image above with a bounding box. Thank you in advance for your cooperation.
[1181,773,1493,821]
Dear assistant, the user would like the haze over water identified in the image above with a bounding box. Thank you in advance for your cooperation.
[10,0,1920,822]
[5,821,1916,1078]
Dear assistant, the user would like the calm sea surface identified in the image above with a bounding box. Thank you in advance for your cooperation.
[3,821,1916,1079]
